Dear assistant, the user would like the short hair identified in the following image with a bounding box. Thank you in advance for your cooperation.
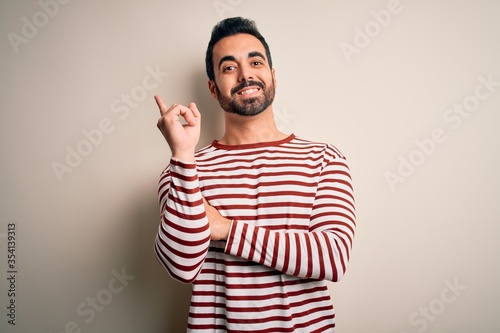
[205,17,273,81]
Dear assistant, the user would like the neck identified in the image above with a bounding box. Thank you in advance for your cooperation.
[218,106,288,145]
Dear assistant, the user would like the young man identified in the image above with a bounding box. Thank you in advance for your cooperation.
[154,17,356,333]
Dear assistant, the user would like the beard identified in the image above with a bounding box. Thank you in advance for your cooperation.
[215,80,275,117]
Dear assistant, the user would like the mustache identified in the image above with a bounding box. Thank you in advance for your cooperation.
[231,81,265,95]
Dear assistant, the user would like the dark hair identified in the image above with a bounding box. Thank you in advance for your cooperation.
[205,17,273,81]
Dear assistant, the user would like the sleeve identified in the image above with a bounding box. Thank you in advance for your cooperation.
[154,158,211,283]
[224,146,356,282]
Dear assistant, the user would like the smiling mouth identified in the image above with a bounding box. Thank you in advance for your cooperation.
[237,87,261,96]
[231,81,265,96]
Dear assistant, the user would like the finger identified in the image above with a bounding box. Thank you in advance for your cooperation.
[183,103,200,126]
[189,102,201,118]
[154,95,168,115]
[202,197,213,209]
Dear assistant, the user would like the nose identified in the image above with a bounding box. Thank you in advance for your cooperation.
[238,64,253,82]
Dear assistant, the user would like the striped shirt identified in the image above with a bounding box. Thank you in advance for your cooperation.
[155,134,356,332]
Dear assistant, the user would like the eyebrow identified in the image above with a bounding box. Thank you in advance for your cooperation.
[218,51,267,69]
[218,55,236,69]
[248,51,266,60]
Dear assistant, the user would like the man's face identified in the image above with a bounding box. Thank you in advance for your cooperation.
[209,33,276,117]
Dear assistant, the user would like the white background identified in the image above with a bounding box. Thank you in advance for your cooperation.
[1,0,499,332]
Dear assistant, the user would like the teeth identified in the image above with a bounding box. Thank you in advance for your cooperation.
[240,88,258,95]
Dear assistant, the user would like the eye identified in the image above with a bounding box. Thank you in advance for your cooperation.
[252,61,263,66]
[223,65,236,72]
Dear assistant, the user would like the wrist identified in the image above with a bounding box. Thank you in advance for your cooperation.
[172,150,195,163]
[222,218,232,241]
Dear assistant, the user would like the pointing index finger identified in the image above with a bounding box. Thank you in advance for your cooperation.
[154,95,168,115]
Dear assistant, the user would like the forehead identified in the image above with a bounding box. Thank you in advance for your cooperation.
[212,33,267,63]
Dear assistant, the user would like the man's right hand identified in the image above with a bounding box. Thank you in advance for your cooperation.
[155,95,201,162]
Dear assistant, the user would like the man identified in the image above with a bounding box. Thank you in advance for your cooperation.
[154,17,356,333]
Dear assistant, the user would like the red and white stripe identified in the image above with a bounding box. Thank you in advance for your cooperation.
[155,134,356,332]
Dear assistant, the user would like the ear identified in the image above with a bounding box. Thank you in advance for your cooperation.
[208,80,218,100]
[271,68,277,88]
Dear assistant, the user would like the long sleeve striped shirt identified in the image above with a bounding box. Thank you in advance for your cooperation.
[154,134,356,332]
